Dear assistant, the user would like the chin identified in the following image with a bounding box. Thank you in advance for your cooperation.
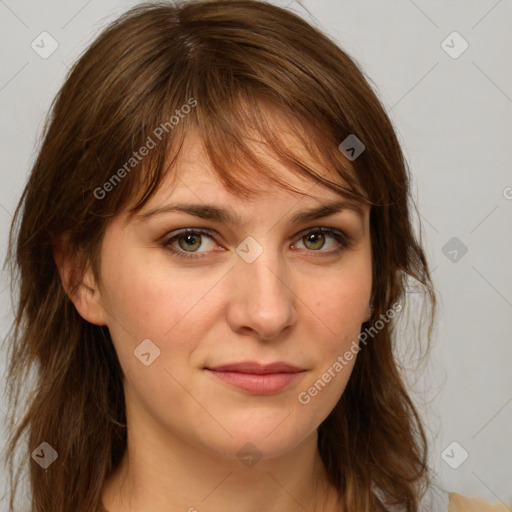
[197,421,315,464]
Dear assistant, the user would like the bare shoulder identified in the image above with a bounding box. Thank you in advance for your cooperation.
[448,492,511,512]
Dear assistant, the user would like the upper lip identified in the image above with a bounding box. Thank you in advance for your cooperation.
[206,361,305,374]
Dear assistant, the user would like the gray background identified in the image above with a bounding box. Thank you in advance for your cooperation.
[0,0,511,509]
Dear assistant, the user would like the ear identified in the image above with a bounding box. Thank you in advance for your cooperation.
[52,237,107,326]
[363,303,373,322]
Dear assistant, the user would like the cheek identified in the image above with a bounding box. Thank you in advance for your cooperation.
[308,260,372,336]
[100,245,213,332]
[98,242,226,378]
[299,256,371,399]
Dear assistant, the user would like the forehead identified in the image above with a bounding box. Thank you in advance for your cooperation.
[124,128,369,233]
[153,125,355,206]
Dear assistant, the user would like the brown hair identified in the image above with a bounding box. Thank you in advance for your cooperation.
[3,1,436,511]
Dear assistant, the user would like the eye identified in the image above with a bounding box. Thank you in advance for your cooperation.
[162,228,219,260]
[293,227,352,255]
[162,227,352,261]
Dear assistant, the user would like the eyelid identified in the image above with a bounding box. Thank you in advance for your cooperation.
[293,226,352,251]
[161,228,219,250]
[161,226,352,260]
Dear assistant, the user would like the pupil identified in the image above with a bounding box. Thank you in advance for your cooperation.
[180,233,200,251]
[306,232,324,249]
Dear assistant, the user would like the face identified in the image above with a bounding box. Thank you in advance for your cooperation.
[87,127,372,463]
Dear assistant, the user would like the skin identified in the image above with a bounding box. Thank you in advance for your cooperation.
[58,124,373,512]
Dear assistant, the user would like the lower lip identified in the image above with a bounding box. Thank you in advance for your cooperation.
[206,370,304,394]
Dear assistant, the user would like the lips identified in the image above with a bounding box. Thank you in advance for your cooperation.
[205,361,306,394]
[206,361,304,374]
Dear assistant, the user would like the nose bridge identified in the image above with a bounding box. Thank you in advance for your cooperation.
[228,239,298,339]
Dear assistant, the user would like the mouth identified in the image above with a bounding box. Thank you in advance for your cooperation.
[205,361,306,394]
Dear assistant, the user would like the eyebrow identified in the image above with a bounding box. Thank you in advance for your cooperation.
[133,198,365,225]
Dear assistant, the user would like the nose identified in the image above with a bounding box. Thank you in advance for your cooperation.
[226,248,298,341]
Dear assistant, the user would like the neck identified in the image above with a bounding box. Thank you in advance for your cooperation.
[101,411,341,512]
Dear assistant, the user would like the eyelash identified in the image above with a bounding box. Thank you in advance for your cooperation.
[162,227,352,261]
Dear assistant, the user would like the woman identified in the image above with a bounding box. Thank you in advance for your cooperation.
[3,1,508,511]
